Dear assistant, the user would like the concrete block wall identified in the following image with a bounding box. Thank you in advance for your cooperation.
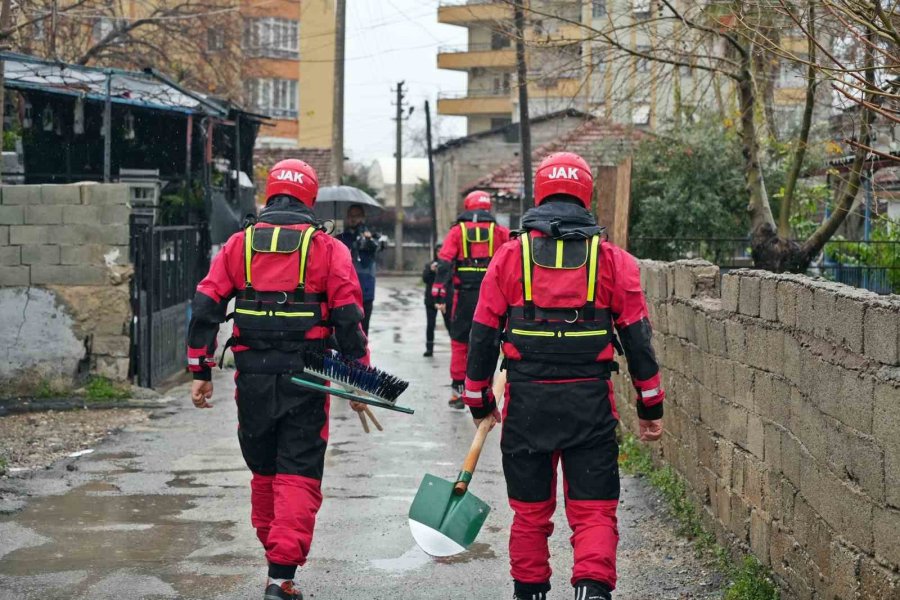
[0,184,133,392]
[613,260,900,599]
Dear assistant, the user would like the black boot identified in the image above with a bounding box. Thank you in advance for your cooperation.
[515,580,549,600]
[573,580,612,600]
[264,581,303,600]
[423,343,433,357]
[449,380,465,409]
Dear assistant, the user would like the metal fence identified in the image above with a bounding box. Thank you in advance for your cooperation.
[629,237,900,295]
[131,222,211,387]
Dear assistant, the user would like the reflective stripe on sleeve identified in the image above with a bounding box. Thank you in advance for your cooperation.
[641,387,662,399]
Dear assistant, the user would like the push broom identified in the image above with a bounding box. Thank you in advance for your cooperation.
[290,349,415,419]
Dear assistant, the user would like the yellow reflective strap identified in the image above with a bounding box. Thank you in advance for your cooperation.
[587,235,600,302]
[298,226,315,286]
[459,223,469,258]
[244,226,254,285]
[235,307,267,316]
[522,233,532,302]
[274,311,315,317]
[457,267,488,272]
[489,223,495,256]
[510,328,555,337]
[270,227,281,252]
[564,329,609,337]
[555,239,564,268]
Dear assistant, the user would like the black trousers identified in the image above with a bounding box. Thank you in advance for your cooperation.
[362,300,373,336]
[425,304,451,346]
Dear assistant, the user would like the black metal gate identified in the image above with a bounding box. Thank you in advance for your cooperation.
[131,221,211,387]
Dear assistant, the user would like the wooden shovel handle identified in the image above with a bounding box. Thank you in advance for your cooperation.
[363,406,383,431]
[453,417,495,495]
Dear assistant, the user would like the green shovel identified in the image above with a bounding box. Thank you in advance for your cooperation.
[408,417,495,557]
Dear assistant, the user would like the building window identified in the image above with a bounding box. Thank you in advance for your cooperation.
[492,73,512,95]
[632,103,651,125]
[592,0,607,18]
[242,18,299,59]
[636,45,651,73]
[208,27,225,52]
[244,78,298,118]
[633,0,651,17]
[92,17,121,42]
[491,30,511,50]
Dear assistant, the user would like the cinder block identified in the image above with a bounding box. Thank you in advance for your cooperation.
[1,186,41,205]
[725,320,746,359]
[864,302,900,365]
[739,274,761,317]
[832,293,866,354]
[796,284,816,336]
[93,356,129,381]
[715,357,735,400]
[100,205,132,225]
[745,324,770,371]
[747,414,765,459]
[812,286,836,342]
[764,422,782,472]
[0,265,29,285]
[722,273,739,313]
[828,542,862,600]
[765,329,786,375]
[0,225,8,246]
[839,371,875,434]
[0,205,24,225]
[24,204,63,225]
[858,555,900,600]
[781,430,805,487]
[83,184,129,206]
[874,506,900,568]
[729,492,751,542]
[749,508,770,561]
[783,334,802,386]
[874,381,900,508]
[10,225,79,245]
[40,184,83,205]
[776,279,800,329]
[61,205,102,225]
[30,264,107,285]
[755,373,791,429]
[807,358,845,423]
[20,245,60,265]
[92,335,129,356]
[799,462,874,553]
[707,319,727,357]
[732,363,755,410]
[77,224,129,246]
[760,277,778,321]
[0,245,20,266]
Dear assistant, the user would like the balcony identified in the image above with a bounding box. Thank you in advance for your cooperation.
[437,44,516,71]
[526,23,589,47]
[437,90,513,116]
[438,1,513,25]
[526,76,583,99]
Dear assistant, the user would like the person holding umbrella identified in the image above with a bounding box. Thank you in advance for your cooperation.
[337,204,383,335]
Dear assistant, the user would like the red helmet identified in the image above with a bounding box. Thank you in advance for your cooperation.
[463,190,492,212]
[533,152,593,209]
[265,159,319,207]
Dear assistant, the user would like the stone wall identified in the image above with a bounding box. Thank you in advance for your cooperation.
[0,184,133,392]
[613,260,900,599]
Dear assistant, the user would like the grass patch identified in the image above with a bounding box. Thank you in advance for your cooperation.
[81,377,130,402]
[33,379,65,398]
[619,434,780,600]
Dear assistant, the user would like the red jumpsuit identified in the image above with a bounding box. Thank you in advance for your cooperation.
[187,201,367,580]
[463,229,663,598]
[432,216,510,385]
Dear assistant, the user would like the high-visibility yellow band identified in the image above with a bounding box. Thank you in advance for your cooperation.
[270,227,281,252]
[299,227,315,286]
[587,235,600,302]
[274,311,315,317]
[457,267,488,272]
[522,233,532,302]
[510,328,555,337]
[459,223,469,258]
[244,226,254,285]
[235,307,267,316]
[489,223,495,256]
[555,239,564,268]
[564,330,608,337]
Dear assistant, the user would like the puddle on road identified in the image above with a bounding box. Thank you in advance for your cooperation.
[435,543,496,564]
[88,451,139,461]
[370,545,432,573]
[166,475,207,489]
[0,480,233,581]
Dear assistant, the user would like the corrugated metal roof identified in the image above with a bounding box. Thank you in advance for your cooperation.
[2,52,221,115]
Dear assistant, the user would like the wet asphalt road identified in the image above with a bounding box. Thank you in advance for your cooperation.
[0,277,724,599]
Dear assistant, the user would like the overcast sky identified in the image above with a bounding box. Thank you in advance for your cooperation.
[343,0,468,164]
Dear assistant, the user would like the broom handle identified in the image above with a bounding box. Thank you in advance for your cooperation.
[453,417,495,495]
[357,410,370,433]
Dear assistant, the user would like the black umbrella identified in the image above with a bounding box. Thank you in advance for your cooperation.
[314,185,383,221]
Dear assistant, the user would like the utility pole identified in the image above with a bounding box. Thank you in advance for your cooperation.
[392,81,412,271]
[331,0,346,185]
[425,100,437,254]
[514,0,532,220]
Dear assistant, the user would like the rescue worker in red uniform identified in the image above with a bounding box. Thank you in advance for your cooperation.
[432,190,510,408]
[187,159,368,600]
[462,153,664,600]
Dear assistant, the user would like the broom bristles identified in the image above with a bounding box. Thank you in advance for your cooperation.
[304,349,409,403]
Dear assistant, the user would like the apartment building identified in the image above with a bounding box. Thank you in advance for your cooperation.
[242,0,335,148]
[437,0,811,135]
